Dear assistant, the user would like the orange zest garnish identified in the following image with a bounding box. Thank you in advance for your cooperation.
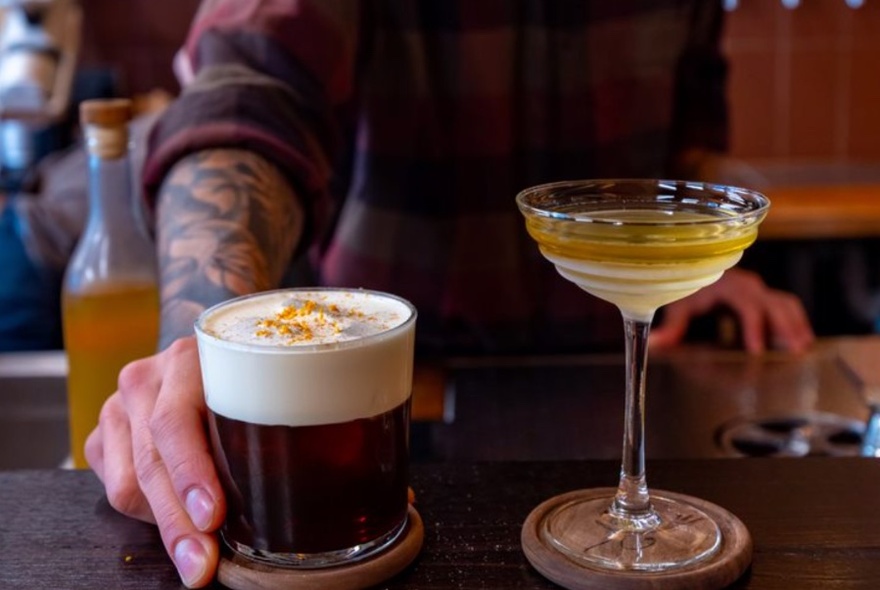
[253,298,377,344]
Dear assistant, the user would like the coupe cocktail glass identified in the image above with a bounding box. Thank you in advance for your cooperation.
[517,179,768,572]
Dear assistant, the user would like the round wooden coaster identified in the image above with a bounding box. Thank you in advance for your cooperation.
[522,488,752,590]
[218,505,424,590]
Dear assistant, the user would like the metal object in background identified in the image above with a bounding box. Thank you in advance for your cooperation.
[837,336,880,457]
[862,405,880,457]
[724,0,866,10]
[715,411,864,457]
[0,0,80,185]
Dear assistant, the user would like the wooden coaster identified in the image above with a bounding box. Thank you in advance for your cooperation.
[218,505,424,590]
[522,488,752,590]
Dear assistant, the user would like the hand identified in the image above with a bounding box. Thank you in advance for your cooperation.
[650,268,815,354]
[85,336,224,588]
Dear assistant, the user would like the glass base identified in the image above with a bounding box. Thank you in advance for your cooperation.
[224,515,408,569]
[540,491,721,572]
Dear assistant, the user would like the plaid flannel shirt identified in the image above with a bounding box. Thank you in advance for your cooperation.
[145,0,729,355]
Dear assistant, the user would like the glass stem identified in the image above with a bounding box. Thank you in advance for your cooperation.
[611,315,659,529]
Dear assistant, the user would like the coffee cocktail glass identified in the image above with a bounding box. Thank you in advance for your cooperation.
[194,288,417,568]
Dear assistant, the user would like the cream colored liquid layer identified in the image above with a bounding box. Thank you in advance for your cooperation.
[543,250,742,321]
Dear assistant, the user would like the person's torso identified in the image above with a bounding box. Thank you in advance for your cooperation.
[317,1,697,355]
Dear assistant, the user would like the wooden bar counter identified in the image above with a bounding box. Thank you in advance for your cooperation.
[1,458,879,589]
[2,338,879,588]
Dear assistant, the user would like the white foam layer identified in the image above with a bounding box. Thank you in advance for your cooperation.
[196,289,416,426]
[200,289,412,346]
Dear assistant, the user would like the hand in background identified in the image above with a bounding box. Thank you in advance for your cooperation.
[85,336,223,588]
[650,268,815,354]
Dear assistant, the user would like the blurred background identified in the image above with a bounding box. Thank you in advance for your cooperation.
[726,0,878,166]
[75,0,880,159]
[1,0,879,469]
[2,0,879,348]
[75,0,197,98]
[5,0,876,344]
[722,1,880,338]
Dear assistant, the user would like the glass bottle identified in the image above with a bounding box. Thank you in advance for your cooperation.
[62,98,159,469]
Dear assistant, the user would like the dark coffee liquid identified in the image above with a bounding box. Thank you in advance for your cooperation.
[209,399,410,555]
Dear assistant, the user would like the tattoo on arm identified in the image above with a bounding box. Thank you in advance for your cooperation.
[155,149,303,348]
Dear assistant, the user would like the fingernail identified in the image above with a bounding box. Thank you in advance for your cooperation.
[174,537,207,588]
[185,488,215,531]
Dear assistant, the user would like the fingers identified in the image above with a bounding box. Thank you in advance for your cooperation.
[148,342,225,588]
[149,340,225,535]
[118,337,222,588]
[715,278,766,354]
[650,283,717,350]
[87,336,223,588]
[715,270,814,354]
[761,290,815,353]
[650,269,815,354]
[87,393,154,524]
[649,304,694,350]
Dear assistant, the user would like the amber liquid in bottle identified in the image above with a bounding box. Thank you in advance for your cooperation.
[62,99,159,468]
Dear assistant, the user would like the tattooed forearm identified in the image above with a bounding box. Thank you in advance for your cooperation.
[155,149,304,348]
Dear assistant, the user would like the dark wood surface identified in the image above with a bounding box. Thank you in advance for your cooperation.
[1,458,880,589]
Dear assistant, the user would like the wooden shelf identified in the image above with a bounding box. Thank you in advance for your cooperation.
[759,184,880,240]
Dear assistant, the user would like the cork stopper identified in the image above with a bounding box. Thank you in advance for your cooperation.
[80,98,132,127]
[81,98,132,159]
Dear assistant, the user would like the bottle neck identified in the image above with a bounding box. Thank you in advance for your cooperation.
[85,141,139,233]
[65,105,157,294]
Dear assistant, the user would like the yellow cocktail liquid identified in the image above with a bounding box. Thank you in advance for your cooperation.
[62,282,159,468]
[525,208,760,320]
